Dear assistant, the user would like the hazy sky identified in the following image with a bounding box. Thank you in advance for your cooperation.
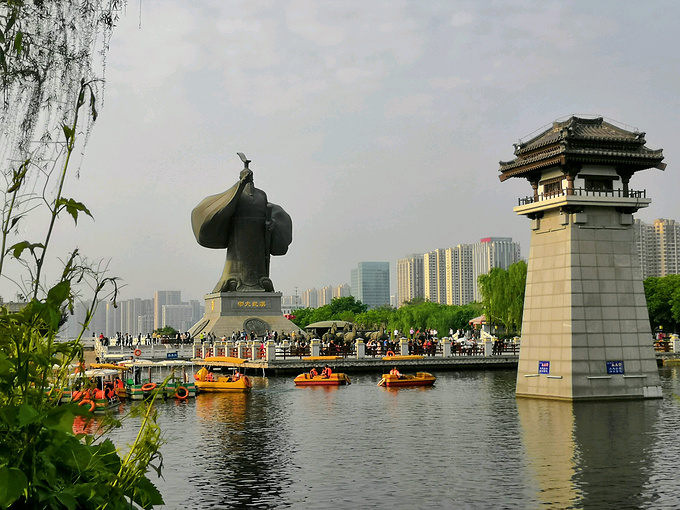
[21,0,680,303]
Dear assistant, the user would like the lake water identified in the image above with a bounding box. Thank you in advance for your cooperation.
[104,367,680,509]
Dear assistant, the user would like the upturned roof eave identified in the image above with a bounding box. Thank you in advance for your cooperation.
[499,152,664,182]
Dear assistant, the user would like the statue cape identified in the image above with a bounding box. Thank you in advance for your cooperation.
[191,181,292,254]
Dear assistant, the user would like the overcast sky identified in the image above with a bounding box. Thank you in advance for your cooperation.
[22,0,680,303]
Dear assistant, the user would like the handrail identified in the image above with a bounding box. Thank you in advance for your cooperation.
[519,187,646,206]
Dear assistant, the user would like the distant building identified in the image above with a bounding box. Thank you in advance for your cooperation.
[472,237,522,302]
[60,292,199,339]
[634,218,680,277]
[333,283,351,299]
[63,299,106,339]
[399,237,521,307]
[106,300,122,338]
[424,249,447,304]
[445,244,474,306]
[154,290,181,330]
[396,254,424,307]
[162,304,195,332]
[281,295,303,316]
[138,314,154,336]
[318,286,334,307]
[301,288,318,308]
[121,298,153,337]
[351,261,390,309]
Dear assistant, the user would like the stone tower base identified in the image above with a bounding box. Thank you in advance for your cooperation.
[516,207,662,400]
[188,291,302,339]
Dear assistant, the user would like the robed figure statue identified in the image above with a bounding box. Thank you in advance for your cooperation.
[191,153,292,293]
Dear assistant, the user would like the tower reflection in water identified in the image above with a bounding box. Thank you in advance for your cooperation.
[517,397,660,509]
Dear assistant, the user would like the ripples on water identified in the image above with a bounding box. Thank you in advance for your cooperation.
[104,368,680,510]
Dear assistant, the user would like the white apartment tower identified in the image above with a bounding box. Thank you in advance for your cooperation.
[410,239,520,307]
[634,218,680,278]
[445,244,474,305]
[301,288,318,308]
[396,254,424,307]
[333,284,351,299]
[423,249,446,304]
[154,290,181,330]
[318,286,334,307]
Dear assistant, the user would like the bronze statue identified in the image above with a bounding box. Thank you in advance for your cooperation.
[191,153,292,292]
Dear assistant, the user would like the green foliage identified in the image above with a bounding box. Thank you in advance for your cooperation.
[644,274,680,332]
[291,296,367,328]
[354,305,394,330]
[154,326,178,337]
[389,301,483,336]
[0,2,165,508]
[477,260,527,334]
[291,295,482,338]
[0,284,164,509]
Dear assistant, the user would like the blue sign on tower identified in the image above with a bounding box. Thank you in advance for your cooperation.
[606,361,624,374]
[538,361,550,374]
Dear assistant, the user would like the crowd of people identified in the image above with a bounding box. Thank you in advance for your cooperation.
[96,325,514,358]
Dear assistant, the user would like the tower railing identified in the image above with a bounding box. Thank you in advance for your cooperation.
[518,188,646,206]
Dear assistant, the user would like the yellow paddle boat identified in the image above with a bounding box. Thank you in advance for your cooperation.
[194,367,251,392]
[294,372,351,386]
[377,372,436,388]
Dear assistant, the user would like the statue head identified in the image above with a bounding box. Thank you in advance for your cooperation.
[237,152,253,183]
[240,167,253,183]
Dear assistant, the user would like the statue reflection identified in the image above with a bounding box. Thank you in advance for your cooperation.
[194,386,292,507]
[517,398,660,509]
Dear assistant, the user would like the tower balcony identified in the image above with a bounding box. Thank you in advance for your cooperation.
[514,187,650,216]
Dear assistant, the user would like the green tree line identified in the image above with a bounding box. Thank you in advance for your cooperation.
[291,296,483,336]
[644,274,680,333]
[291,263,680,339]
[477,261,527,335]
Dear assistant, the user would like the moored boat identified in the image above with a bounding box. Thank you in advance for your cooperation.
[193,366,251,392]
[72,369,122,413]
[378,372,436,387]
[294,373,351,386]
[161,380,197,400]
[120,360,197,400]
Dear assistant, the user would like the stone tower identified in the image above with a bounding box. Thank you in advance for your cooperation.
[499,116,665,400]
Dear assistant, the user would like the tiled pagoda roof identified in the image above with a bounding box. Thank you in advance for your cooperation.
[499,116,665,181]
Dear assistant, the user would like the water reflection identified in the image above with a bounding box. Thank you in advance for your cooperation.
[517,397,660,509]
[193,380,293,508]
[98,369,680,509]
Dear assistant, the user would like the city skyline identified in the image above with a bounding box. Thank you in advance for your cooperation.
[1,2,679,306]
[48,215,680,338]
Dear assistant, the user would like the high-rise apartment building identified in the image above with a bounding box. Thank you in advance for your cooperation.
[61,300,104,339]
[396,254,424,307]
[333,284,351,299]
[445,244,474,305]
[121,298,153,337]
[351,261,390,309]
[301,288,318,308]
[423,249,447,304]
[154,290,181,330]
[634,218,680,278]
[286,284,351,310]
[399,238,521,307]
[105,300,122,337]
[162,304,195,332]
[318,286,334,307]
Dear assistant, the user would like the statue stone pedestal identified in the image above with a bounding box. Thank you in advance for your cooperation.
[188,291,301,339]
